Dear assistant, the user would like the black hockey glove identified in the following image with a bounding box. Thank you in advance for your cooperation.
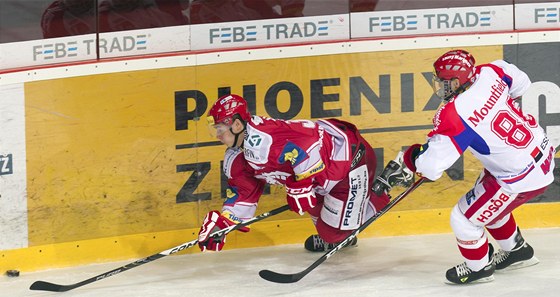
[372,151,413,196]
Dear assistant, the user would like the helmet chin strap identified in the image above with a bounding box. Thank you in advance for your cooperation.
[228,117,247,149]
[230,127,245,148]
[443,80,472,102]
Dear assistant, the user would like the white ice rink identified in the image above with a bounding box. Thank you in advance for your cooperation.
[3,228,560,297]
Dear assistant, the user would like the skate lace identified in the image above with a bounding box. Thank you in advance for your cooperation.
[313,236,328,251]
[494,249,510,265]
[455,262,473,277]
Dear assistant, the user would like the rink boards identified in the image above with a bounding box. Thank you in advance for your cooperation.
[0,31,559,272]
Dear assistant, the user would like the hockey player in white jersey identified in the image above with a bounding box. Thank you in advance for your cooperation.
[386,49,556,284]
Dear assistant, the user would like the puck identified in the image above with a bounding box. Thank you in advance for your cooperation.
[6,270,20,277]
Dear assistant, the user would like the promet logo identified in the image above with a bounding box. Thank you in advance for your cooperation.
[369,10,493,32]
[32,35,148,61]
[209,19,331,44]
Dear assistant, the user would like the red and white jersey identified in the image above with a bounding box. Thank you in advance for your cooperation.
[416,60,556,193]
[221,116,355,220]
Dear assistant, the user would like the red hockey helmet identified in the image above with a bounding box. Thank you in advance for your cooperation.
[207,94,251,127]
[432,49,476,101]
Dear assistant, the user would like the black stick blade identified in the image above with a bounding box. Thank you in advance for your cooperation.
[30,280,74,292]
[28,205,291,292]
[259,269,304,284]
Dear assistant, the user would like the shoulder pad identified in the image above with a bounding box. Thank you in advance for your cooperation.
[428,101,465,137]
[223,148,243,179]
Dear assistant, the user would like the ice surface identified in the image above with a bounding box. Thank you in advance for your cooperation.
[2,228,559,297]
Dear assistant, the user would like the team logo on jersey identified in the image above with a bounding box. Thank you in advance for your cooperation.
[278,142,307,166]
[283,149,300,165]
[224,187,239,204]
[530,146,543,163]
[247,134,262,147]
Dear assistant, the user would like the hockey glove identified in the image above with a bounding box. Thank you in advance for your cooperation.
[198,211,249,252]
[285,178,317,215]
[403,143,423,172]
[372,151,414,196]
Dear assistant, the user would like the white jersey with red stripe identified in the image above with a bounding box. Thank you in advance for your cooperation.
[415,60,556,193]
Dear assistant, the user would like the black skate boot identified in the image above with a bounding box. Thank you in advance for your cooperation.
[304,235,358,252]
[372,151,413,196]
[445,244,495,284]
[494,228,539,271]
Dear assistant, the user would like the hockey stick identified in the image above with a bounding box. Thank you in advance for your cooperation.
[30,204,290,292]
[259,178,426,283]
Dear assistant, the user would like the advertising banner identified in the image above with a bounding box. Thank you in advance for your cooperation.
[0,34,97,70]
[0,83,28,250]
[99,25,191,59]
[351,5,514,38]
[190,14,350,50]
[515,2,560,30]
[0,25,192,70]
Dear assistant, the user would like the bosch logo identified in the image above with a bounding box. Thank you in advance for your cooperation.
[476,193,511,224]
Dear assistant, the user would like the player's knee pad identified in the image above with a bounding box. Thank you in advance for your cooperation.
[450,204,486,247]
[315,220,352,243]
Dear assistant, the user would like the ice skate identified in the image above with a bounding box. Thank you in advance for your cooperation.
[494,229,539,271]
[304,235,358,252]
[445,244,495,284]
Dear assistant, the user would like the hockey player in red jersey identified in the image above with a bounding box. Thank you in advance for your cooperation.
[386,49,556,284]
[197,94,412,252]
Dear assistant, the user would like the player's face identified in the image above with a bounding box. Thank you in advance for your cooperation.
[213,123,246,148]
[211,123,234,145]
[207,116,245,148]
[432,73,460,102]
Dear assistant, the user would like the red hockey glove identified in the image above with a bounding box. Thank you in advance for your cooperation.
[403,144,423,172]
[285,178,317,215]
[198,211,249,252]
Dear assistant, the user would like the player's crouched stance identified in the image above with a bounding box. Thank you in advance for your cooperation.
[197,94,414,254]
[398,49,554,285]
